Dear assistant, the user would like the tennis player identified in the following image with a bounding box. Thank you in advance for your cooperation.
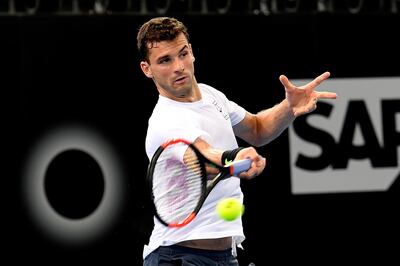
[137,16,337,265]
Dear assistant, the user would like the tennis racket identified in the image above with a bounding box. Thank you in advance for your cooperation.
[147,138,252,228]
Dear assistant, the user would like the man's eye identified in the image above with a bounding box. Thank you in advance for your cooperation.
[159,58,170,64]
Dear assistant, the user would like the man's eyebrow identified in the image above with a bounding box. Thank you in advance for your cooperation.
[179,45,189,53]
[156,45,189,62]
[157,54,170,62]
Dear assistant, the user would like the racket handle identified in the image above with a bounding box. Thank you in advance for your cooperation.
[229,158,252,175]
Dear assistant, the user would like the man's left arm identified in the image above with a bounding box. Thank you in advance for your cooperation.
[234,71,337,147]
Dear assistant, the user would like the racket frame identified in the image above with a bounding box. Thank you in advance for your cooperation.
[147,138,250,228]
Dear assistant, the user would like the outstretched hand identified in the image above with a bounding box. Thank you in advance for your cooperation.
[279,71,337,117]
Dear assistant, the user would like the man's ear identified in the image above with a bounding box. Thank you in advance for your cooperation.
[140,61,153,78]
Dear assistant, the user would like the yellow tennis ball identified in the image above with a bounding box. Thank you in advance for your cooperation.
[216,197,244,221]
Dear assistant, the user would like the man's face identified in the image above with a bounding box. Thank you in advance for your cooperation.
[140,33,196,101]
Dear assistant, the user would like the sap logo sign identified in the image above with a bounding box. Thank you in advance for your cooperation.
[289,77,400,194]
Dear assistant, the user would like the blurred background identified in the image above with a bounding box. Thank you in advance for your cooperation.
[3,0,400,265]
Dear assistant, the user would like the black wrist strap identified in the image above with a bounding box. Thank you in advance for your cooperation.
[221,147,244,165]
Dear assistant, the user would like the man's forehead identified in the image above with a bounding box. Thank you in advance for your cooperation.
[147,33,188,49]
[147,35,189,58]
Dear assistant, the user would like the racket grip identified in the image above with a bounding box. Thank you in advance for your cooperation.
[230,159,252,175]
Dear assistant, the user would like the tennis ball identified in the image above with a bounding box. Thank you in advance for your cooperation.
[216,197,244,221]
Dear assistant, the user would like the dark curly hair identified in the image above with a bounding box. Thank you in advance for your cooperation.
[137,17,190,62]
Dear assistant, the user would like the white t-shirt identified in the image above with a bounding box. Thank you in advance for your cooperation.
[143,83,247,259]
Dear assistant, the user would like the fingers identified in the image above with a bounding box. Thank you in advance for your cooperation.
[311,71,330,87]
[293,97,319,116]
[279,74,295,92]
[314,71,330,85]
[279,74,288,84]
[239,155,266,180]
[305,71,330,94]
[280,71,331,93]
[316,91,337,99]
[281,71,337,117]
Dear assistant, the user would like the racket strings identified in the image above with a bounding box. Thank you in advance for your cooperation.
[152,144,205,224]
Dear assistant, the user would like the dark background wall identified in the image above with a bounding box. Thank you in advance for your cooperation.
[3,7,400,265]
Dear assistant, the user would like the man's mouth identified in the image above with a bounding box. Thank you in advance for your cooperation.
[174,76,187,84]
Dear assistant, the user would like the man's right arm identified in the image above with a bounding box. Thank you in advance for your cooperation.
[191,137,265,179]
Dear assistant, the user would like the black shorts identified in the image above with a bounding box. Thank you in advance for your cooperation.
[143,244,239,266]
